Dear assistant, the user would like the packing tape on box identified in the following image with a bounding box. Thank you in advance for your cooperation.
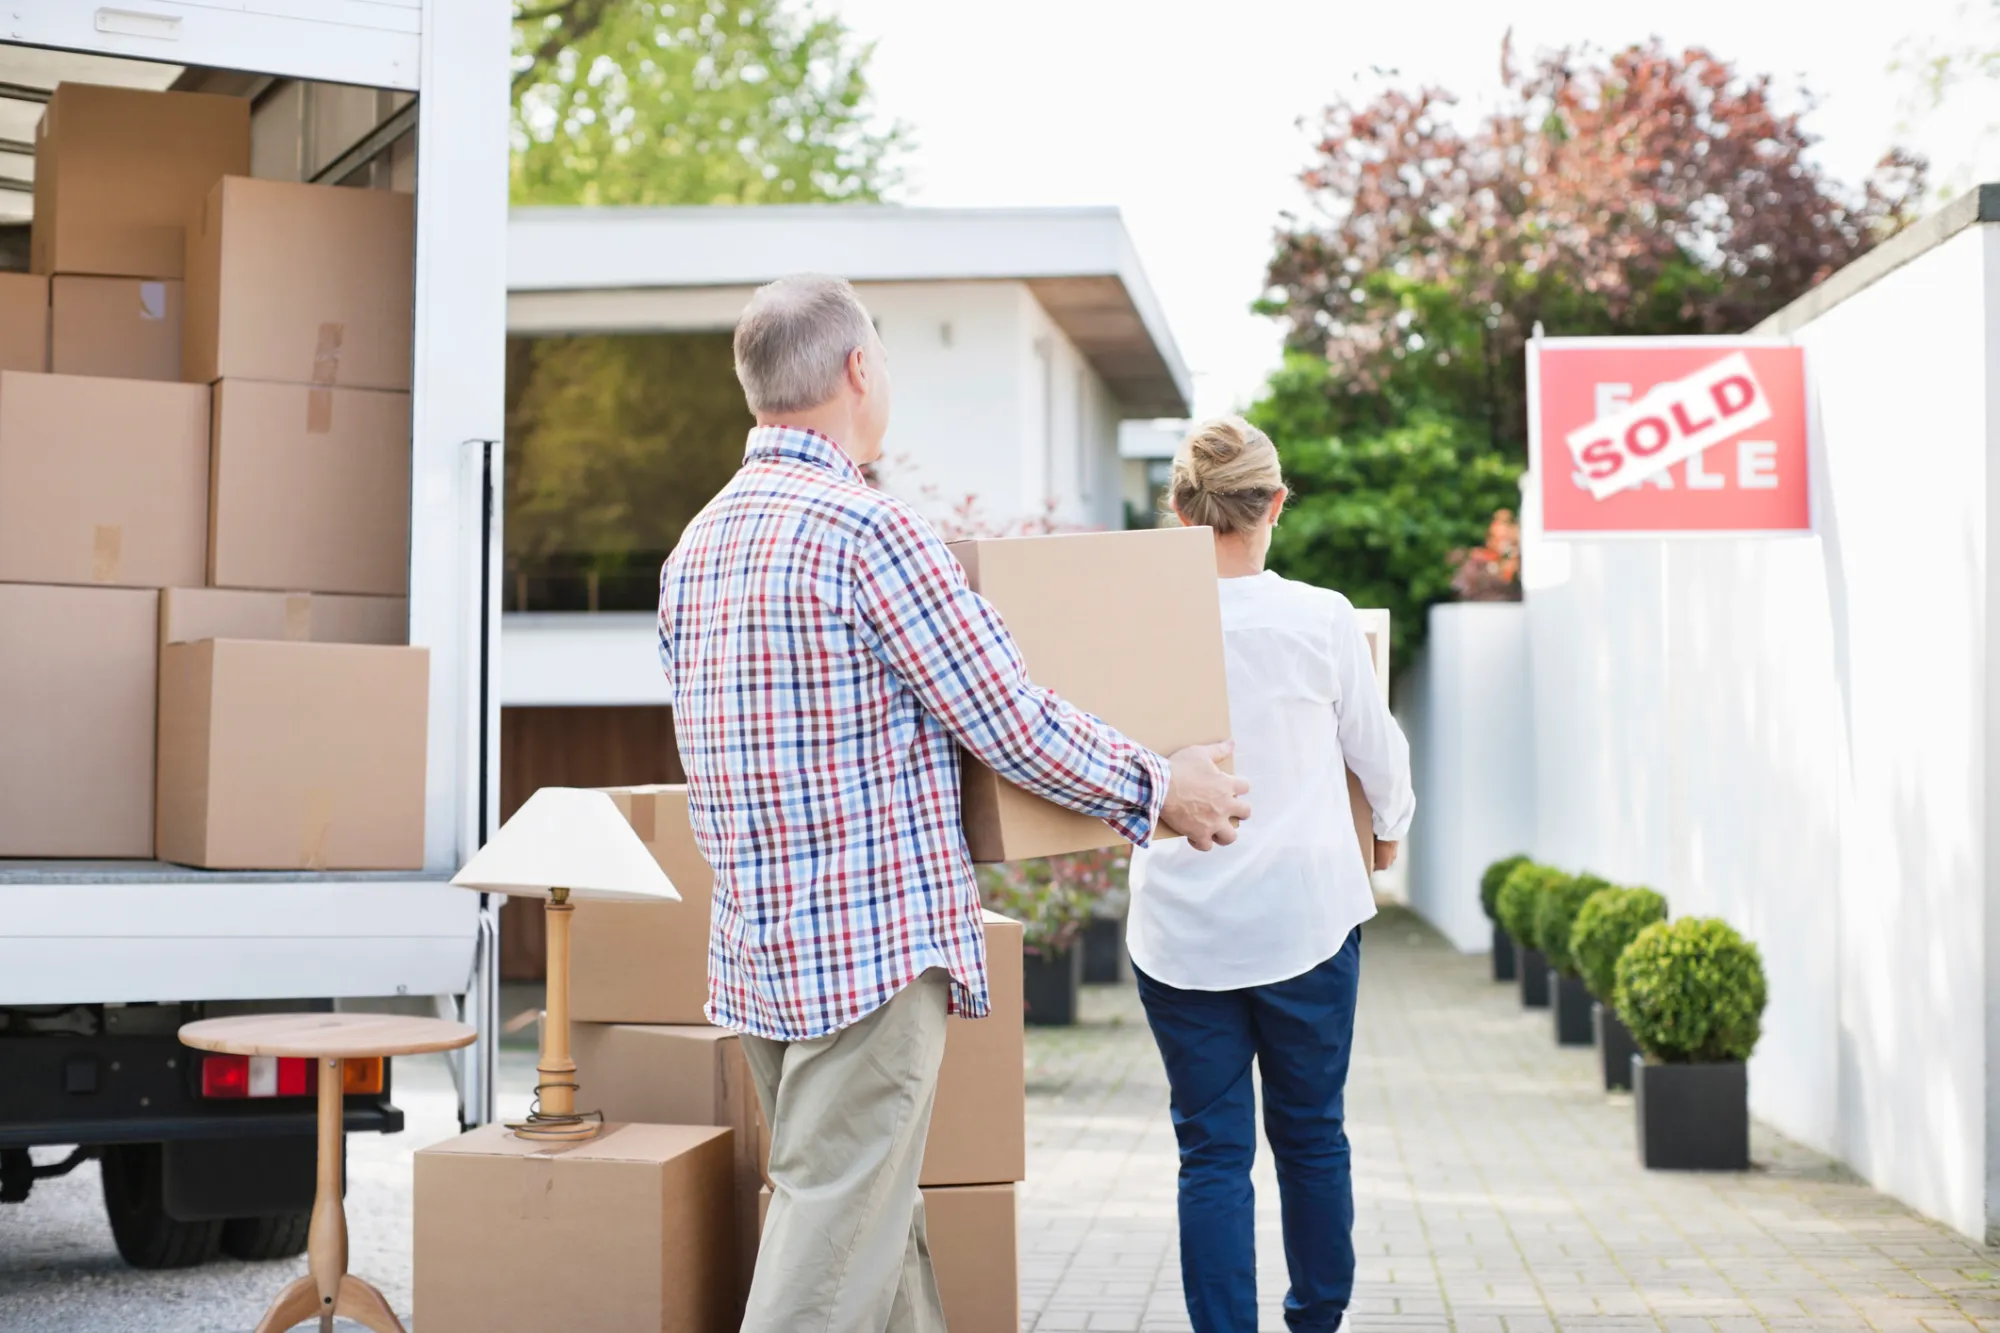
[631,792,657,842]
[300,788,334,871]
[517,1125,635,1218]
[92,525,121,582]
[312,322,344,386]
[138,282,167,322]
[305,388,333,435]
[284,595,312,641]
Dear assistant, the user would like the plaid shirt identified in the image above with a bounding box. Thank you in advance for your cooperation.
[658,426,1170,1041]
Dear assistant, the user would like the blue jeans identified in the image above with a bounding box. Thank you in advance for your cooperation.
[1135,929,1361,1333]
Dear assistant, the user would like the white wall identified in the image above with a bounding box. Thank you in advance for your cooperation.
[1521,222,1997,1239]
[1403,603,1537,952]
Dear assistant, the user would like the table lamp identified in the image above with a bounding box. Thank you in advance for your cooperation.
[452,786,679,1141]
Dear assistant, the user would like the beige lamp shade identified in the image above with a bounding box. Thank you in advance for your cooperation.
[451,787,680,902]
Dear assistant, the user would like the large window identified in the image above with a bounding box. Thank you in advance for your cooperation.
[504,331,752,612]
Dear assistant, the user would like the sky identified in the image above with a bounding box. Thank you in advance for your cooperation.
[829,0,1997,419]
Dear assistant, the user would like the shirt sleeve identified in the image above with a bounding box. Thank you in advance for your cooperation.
[1332,604,1415,841]
[847,503,1170,846]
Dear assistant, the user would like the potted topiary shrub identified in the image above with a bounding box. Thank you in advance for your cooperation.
[1570,885,1668,1091]
[1495,863,1565,1009]
[1614,917,1767,1170]
[1480,854,1530,983]
[1534,872,1611,1047]
[978,849,1123,1025]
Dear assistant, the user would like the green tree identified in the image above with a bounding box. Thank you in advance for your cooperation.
[511,0,904,205]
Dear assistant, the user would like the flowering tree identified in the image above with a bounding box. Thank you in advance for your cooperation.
[1448,509,1522,603]
[1254,39,1925,658]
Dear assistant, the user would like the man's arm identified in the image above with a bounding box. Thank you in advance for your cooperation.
[1333,603,1414,844]
[848,503,1243,847]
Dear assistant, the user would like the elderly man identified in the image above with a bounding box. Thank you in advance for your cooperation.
[658,273,1249,1331]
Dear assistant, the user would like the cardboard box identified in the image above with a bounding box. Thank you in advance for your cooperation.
[1349,611,1392,875]
[748,911,1027,1188]
[51,276,181,381]
[207,379,411,596]
[155,639,428,870]
[0,584,157,856]
[571,1024,762,1318]
[415,1122,734,1333]
[31,83,250,279]
[0,371,209,588]
[159,587,406,650]
[573,786,714,1025]
[756,1183,1019,1333]
[948,526,1230,862]
[0,273,49,372]
[184,176,414,390]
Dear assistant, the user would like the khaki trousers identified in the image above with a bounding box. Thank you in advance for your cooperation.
[740,969,951,1333]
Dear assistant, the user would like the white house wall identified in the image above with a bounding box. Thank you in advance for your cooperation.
[1521,223,1996,1239]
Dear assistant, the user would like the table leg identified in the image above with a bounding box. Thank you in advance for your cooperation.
[310,1057,346,1331]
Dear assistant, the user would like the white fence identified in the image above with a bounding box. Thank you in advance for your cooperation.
[1517,191,2000,1240]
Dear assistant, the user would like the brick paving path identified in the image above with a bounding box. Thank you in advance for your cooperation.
[1020,906,2000,1333]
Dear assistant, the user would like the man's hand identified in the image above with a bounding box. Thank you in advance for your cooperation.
[1374,839,1399,872]
[1159,741,1252,851]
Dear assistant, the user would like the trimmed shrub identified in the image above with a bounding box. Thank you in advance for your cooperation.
[1495,863,1567,951]
[1535,872,1612,976]
[1480,854,1531,922]
[1571,886,1669,1001]
[1614,917,1767,1063]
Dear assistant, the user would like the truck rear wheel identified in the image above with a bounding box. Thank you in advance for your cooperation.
[100,1144,222,1269]
[220,1210,310,1259]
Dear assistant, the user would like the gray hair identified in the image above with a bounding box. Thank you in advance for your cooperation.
[733,274,876,415]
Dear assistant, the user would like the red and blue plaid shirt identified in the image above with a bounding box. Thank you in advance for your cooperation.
[658,426,1170,1041]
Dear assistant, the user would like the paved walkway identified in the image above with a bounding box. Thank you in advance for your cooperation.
[4,907,1998,1331]
[1020,906,2000,1332]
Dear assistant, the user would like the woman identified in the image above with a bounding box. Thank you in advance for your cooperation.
[1128,416,1415,1333]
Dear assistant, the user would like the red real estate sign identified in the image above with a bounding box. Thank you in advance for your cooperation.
[1530,338,1810,536]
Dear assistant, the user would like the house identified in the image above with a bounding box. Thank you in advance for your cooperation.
[497,205,1192,974]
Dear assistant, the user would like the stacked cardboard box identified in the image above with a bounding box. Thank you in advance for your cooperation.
[0,81,427,867]
[569,784,1031,1320]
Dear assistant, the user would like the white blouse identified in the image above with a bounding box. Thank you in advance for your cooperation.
[1127,571,1416,991]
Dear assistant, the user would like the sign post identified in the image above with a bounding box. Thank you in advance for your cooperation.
[1528,337,1810,538]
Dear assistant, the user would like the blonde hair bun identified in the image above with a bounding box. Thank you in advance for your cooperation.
[1169,415,1285,535]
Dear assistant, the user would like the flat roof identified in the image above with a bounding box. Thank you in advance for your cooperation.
[508,204,1193,417]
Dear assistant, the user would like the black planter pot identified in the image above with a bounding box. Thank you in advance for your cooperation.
[1080,916,1125,985]
[1022,946,1083,1027]
[1633,1057,1749,1170]
[1491,924,1517,982]
[1551,971,1593,1045]
[1517,949,1550,1008]
[1595,1003,1640,1092]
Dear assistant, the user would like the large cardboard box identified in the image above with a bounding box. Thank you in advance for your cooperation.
[415,1122,734,1333]
[0,371,209,588]
[573,786,714,1025]
[184,176,414,390]
[207,379,411,596]
[748,911,1027,1188]
[571,1025,762,1319]
[757,1183,1019,1333]
[0,584,157,856]
[32,83,250,279]
[0,273,49,372]
[155,640,428,870]
[949,526,1231,862]
[159,587,406,650]
[51,276,181,381]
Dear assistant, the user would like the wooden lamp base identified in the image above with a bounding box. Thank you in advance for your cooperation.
[508,888,602,1143]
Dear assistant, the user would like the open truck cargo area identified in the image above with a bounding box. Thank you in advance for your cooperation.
[0,0,507,1271]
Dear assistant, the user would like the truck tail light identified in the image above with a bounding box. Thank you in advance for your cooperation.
[199,1054,383,1098]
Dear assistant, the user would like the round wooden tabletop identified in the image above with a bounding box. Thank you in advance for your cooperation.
[179,1013,477,1060]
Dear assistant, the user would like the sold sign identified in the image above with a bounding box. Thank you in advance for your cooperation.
[1530,339,1809,537]
[1565,352,1773,499]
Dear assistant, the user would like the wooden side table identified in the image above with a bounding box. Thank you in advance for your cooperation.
[180,1013,476,1333]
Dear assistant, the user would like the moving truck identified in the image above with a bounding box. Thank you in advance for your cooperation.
[0,2,507,1268]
